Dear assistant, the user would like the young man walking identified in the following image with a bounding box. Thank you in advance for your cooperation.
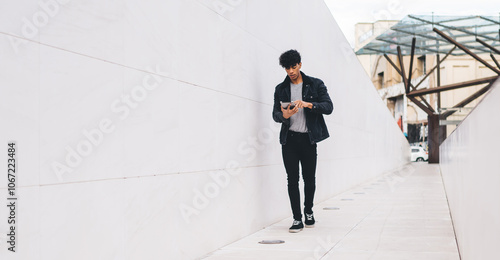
[272,49,333,233]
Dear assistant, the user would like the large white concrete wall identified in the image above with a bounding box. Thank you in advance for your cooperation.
[440,79,500,260]
[0,0,409,259]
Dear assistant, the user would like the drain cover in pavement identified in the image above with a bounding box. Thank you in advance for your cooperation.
[323,207,340,210]
[259,240,285,244]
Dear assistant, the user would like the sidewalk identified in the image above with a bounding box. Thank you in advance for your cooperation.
[202,163,460,260]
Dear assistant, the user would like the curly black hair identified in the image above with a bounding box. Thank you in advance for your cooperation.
[279,49,301,69]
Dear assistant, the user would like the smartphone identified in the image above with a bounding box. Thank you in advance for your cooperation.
[280,101,296,109]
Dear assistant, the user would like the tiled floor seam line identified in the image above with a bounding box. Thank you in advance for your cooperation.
[0,163,283,188]
[367,204,395,259]
[319,204,380,259]
[194,0,281,53]
[317,162,411,259]
[311,162,411,207]
[198,162,402,259]
[323,162,412,201]
[10,160,407,189]
[199,214,296,260]
[0,31,270,106]
[199,176,385,260]
[438,165,463,260]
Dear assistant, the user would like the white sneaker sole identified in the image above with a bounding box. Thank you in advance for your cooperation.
[305,224,315,228]
[289,228,303,233]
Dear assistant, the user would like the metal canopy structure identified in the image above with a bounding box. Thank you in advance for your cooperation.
[356,14,500,56]
[355,14,500,163]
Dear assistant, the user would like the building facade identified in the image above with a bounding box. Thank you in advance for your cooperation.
[355,19,497,146]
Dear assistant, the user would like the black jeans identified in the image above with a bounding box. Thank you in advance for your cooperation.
[282,131,317,221]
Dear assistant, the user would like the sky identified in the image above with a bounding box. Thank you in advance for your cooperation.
[324,0,500,47]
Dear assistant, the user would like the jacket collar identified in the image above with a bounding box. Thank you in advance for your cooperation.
[281,71,311,87]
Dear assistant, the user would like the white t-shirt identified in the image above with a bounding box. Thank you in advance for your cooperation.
[289,82,308,133]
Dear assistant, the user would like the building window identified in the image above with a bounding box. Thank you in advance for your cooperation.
[377,72,384,89]
[417,55,426,75]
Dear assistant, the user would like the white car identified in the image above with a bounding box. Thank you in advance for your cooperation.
[411,147,428,162]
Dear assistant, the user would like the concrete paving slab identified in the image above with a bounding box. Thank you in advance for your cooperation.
[202,163,460,260]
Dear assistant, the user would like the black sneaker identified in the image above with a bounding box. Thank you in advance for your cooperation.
[289,220,304,233]
[305,213,315,228]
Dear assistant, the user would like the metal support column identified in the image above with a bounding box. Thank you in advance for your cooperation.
[427,114,446,163]
[436,54,442,111]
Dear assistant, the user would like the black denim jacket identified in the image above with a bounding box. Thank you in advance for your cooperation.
[272,71,334,145]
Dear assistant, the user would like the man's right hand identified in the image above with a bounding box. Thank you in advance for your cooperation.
[281,105,298,119]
